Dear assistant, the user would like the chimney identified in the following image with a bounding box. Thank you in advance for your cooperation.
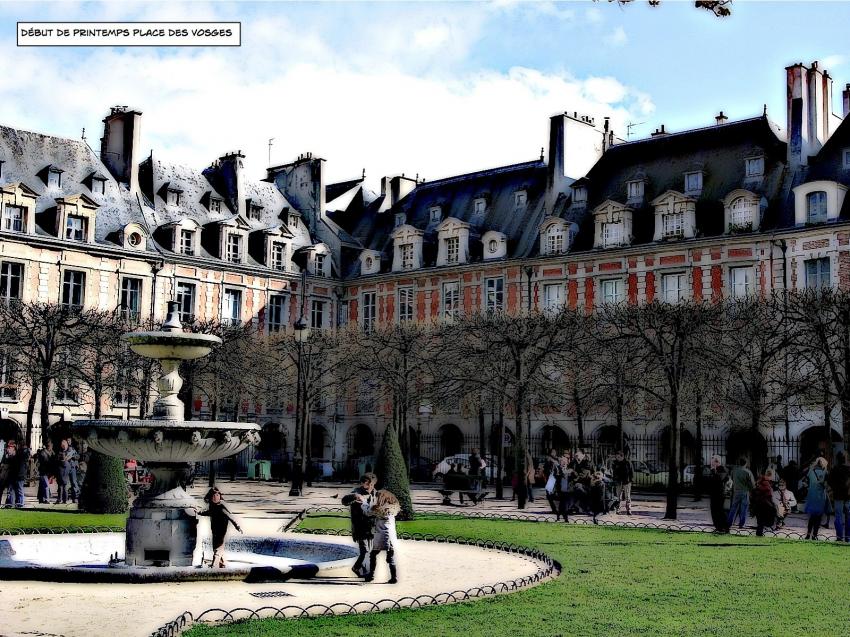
[651,124,668,137]
[100,106,142,195]
[546,111,605,213]
[786,61,838,167]
[715,111,728,125]
[379,175,417,211]
[843,84,850,118]
[217,151,246,218]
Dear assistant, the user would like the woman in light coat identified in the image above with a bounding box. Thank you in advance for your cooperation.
[362,489,400,583]
[804,457,829,540]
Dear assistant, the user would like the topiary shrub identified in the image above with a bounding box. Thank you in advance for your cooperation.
[374,424,415,520]
[79,451,129,514]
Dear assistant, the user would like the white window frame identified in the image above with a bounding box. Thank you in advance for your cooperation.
[627,180,644,199]
[485,277,504,313]
[547,226,565,255]
[361,292,377,332]
[267,294,287,333]
[806,191,827,224]
[662,211,684,238]
[661,272,687,303]
[602,222,623,248]
[400,243,414,270]
[2,204,25,232]
[222,287,242,325]
[119,277,142,323]
[47,169,61,189]
[210,198,222,214]
[271,241,287,271]
[684,171,703,193]
[92,178,106,195]
[445,236,459,265]
[729,266,753,298]
[315,253,328,277]
[176,281,196,322]
[398,286,414,323]
[395,212,406,227]
[729,197,755,228]
[601,279,624,305]
[226,233,243,263]
[442,281,460,319]
[572,186,587,203]
[474,198,486,214]
[166,189,181,206]
[0,261,23,303]
[429,206,441,222]
[805,257,831,289]
[65,215,86,241]
[310,299,326,330]
[179,229,195,256]
[61,270,85,308]
[542,283,564,314]
[745,156,764,178]
[515,191,527,208]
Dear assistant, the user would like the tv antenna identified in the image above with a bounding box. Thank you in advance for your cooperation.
[268,137,275,165]
[626,121,646,139]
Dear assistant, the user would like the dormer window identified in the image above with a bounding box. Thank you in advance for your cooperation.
[166,189,181,206]
[807,191,827,224]
[474,198,486,214]
[315,253,327,277]
[445,236,459,264]
[248,204,262,220]
[572,185,587,203]
[684,172,703,194]
[92,178,106,195]
[546,226,565,254]
[488,239,498,254]
[395,212,406,227]
[728,197,756,231]
[65,215,87,241]
[365,256,374,270]
[210,198,222,214]
[288,212,298,228]
[627,180,644,200]
[271,241,286,271]
[2,205,25,233]
[179,229,195,255]
[127,232,142,247]
[515,191,527,208]
[745,156,764,178]
[429,206,442,222]
[662,210,684,239]
[400,243,414,270]
[47,168,62,189]
[226,233,243,263]
[843,149,850,169]
[602,222,623,248]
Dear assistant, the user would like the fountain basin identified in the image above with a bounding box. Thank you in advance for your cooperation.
[0,533,357,583]
[123,331,222,361]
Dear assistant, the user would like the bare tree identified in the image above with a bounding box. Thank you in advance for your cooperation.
[608,0,732,16]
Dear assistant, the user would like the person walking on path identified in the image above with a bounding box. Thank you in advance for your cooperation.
[827,452,850,542]
[589,471,606,524]
[36,440,54,504]
[362,489,400,584]
[1,441,27,507]
[727,457,755,529]
[611,450,634,515]
[804,457,829,540]
[544,449,560,515]
[198,486,242,568]
[55,440,72,504]
[341,473,376,576]
[707,455,729,533]
[752,469,777,537]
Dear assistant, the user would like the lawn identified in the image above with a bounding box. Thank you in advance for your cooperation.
[186,512,850,637]
[0,508,125,531]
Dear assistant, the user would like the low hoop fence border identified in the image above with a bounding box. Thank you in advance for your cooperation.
[150,506,560,637]
[0,525,124,536]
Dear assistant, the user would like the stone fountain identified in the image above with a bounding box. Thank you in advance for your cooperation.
[73,301,261,567]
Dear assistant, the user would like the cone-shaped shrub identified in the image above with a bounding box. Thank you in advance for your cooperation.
[79,451,129,514]
[374,424,414,520]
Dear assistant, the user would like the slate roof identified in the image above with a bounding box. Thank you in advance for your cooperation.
[0,125,149,245]
[805,116,850,218]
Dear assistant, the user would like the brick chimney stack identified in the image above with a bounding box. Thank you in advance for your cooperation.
[100,106,142,195]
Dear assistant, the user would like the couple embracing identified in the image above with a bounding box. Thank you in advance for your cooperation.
[341,472,400,584]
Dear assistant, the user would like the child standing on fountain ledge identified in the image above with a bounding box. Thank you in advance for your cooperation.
[198,487,242,568]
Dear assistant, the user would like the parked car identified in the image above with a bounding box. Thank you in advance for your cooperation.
[432,454,505,482]
[682,464,712,484]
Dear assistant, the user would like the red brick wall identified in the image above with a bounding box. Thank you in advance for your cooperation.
[385,293,395,323]
[430,289,440,318]
[349,298,359,323]
[711,265,723,302]
[728,248,753,259]
[645,272,655,302]
[840,252,850,290]
[660,254,686,266]
[416,291,426,321]
[584,278,594,313]
[507,282,519,313]
[802,239,829,250]
[692,266,703,302]
[568,280,578,309]
[628,273,638,305]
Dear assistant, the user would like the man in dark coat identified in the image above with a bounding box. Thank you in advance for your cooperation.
[707,456,730,533]
[36,440,55,504]
[341,473,377,576]
[611,450,634,514]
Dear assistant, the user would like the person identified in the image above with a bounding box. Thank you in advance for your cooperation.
[64,438,79,503]
[36,440,55,504]
[544,449,560,515]
[611,450,634,515]
[0,443,9,506]
[555,454,572,522]
[198,486,242,568]
[804,457,829,540]
[362,489,400,584]
[341,473,377,576]
[3,441,28,508]
[751,469,776,537]
[76,440,91,494]
[727,457,755,529]
[827,451,850,542]
[468,449,483,477]
[290,454,304,496]
[571,449,592,475]
[772,479,797,529]
[707,456,729,533]
[55,440,72,504]
[589,471,606,524]
[455,464,469,504]
[525,451,535,503]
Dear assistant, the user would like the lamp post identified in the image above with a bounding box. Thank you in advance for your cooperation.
[289,317,311,496]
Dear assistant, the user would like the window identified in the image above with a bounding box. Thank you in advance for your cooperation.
[474,199,486,214]
[445,236,459,264]
[0,350,17,400]
[745,157,764,178]
[662,211,684,238]
[485,277,504,313]
[2,205,25,232]
[210,199,222,214]
[337,300,349,327]
[661,272,686,303]
[361,292,377,332]
[179,229,195,256]
[543,283,564,313]
[92,178,106,195]
[61,270,85,308]
[730,267,753,298]
[400,243,414,270]
[398,287,414,323]
[684,172,703,193]
[442,281,460,319]
[268,295,286,333]
[226,233,242,263]
[429,206,441,222]
[627,180,644,199]
[602,222,623,248]
[271,242,286,271]
[0,262,23,303]
[843,149,850,169]
[547,226,565,254]
[515,191,527,208]
[805,258,831,289]
[395,212,405,227]
[128,232,142,247]
[176,282,196,322]
[601,279,624,304]
[54,354,78,404]
[315,253,327,276]
[249,204,262,220]
[806,191,827,224]
[166,189,181,206]
[729,197,755,229]
[65,215,87,241]
[112,365,139,407]
[310,300,326,330]
[572,186,587,203]
[120,277,142,323]
[47,169,61,188]
[222,288,242,325]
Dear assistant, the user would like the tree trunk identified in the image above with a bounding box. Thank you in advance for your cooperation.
[616,391,624,452]
[842,397,850,450]
[478,404,486,459]
[496,406,504,500]
[40,377,51,435]
[574,387,586,448]
[824,385,834,464]
[515,378,527,510]
[693,398,704,502]
[664,396,680,520]
[25,382,38,446]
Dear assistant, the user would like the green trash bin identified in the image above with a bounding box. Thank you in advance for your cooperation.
[257,460,271,481]
[247,460,259,479]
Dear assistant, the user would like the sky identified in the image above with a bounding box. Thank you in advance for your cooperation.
[0,0,849,190]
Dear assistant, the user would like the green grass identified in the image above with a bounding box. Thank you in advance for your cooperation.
[0,508,125,531]
[185,513,850,637]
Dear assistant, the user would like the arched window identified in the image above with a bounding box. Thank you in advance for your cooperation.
[729,197,756,229]
[546,225,565,254]
[806,191,827,224]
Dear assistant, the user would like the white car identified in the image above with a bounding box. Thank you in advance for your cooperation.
[432,454,504,481]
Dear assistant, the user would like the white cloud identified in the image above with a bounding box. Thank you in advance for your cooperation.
[413,24,452,50]
[604,26,628,48]
[585,7,604,25]
[821,54,846,70]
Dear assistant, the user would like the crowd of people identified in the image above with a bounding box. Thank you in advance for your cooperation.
[0,437,90,507]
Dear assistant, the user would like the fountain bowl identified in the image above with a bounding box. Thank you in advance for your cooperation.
[123,331,222,361]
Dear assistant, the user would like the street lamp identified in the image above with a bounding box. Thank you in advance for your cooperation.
[289,317,311,496]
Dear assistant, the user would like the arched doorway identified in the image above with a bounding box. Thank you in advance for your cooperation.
[438,423,463,457]
[310,424,328,460]
[799,426,843,465]
[595,425,630,461]
[540,425,570,456]
[726,429,768,475]
[346,424,375,459]
[0,418,22,444]
[260,422,286,480]
[659,427,698,469]
[46,419,74,447]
